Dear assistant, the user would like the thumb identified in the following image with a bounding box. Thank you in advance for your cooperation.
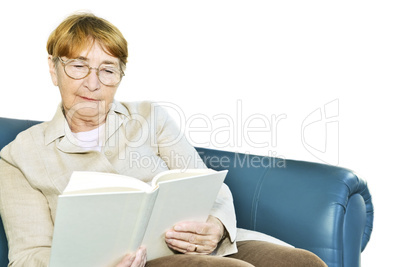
[116,252,136,267]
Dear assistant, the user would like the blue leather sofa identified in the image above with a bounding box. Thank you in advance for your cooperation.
[0,117,373,267]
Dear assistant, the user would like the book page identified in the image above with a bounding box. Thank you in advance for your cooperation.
[63,187,142,195]
[128,189,159,251]
[63,171,152,195]
[150,168,216,187]
[50,190,157,267]
[142,170,228,260]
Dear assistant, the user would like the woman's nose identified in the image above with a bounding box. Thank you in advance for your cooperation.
[85,68,101,91]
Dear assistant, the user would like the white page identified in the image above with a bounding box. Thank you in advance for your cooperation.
[142,170,228,260]
[63,171,151,195]
[50,191,155,267]
[151,168,217,187]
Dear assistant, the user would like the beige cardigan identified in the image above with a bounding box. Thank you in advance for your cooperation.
[0,101,291,266]
[0,101,240,266]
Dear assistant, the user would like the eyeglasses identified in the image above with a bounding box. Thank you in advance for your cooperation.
[58,57,125,86]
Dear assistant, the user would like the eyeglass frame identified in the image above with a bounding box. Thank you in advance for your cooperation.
[58,57,125,86]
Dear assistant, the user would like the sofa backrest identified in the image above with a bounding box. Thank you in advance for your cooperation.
[0,117,42,150]
[0,117,374,267]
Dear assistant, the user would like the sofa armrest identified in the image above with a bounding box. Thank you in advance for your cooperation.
[196,147,373,267]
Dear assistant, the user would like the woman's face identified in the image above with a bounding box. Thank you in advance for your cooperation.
[48,41,120,122]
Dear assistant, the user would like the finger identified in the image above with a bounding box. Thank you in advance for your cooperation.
[173,221,207,235]
[166,230,203,243]
[175,221,223,240]
[167,230,220,250]
[166,235,218,255]
[166,229,221,251]
[166,238,203,254]
[116,253,135,267]
[131,247,147,267]
[140,252,147,267]
[165,237,190,252]
[167,228,222,247]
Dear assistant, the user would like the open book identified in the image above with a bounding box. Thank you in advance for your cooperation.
[49,169,228,267]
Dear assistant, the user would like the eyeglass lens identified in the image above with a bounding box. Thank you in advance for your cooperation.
[63,60,122,86]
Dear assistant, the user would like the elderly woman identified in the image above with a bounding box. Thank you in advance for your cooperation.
[0,13,326,267]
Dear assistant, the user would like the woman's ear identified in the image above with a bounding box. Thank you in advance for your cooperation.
[48,55,58,86]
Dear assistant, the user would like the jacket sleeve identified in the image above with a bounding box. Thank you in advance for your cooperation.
[0,158,52,267]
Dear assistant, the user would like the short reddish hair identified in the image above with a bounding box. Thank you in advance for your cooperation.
[47,13,128,70]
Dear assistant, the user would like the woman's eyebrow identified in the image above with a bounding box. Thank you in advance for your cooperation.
[76,56,89,61]
[76,56,118,66]
[102,60,119,66]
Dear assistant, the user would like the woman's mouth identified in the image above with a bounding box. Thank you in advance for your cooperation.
[80,96,99,102]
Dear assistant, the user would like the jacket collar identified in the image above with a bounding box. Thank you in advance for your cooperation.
[44,101,130,153]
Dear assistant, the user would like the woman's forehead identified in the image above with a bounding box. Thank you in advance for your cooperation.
[70,41,120,65]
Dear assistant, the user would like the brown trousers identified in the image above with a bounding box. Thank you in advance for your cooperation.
[146,241,327,267]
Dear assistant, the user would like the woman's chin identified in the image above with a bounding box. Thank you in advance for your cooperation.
[65,102,105,119]
[76,108,103,119]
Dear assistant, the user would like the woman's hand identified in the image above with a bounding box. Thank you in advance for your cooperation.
[165,216,225,255]
[116,246,147,267]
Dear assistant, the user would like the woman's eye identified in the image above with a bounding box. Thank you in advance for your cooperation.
[102,67,117,74]
[67,60,88,69]
[72,64,86,69]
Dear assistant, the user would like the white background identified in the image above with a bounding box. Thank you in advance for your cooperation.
[0,0,401,265]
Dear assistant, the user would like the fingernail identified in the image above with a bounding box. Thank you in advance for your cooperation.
[174,225,182,231]
[166,231,173,238]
